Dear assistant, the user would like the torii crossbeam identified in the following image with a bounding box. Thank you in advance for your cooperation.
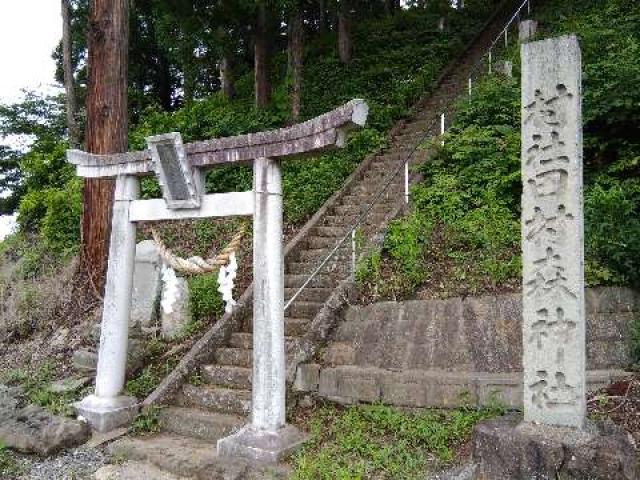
[69,100,368,463]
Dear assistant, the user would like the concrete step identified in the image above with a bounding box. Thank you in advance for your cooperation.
[158,406,243,443]
[229,332,253,349]
[178,384,251,416]
[245,317,312,337]
[284,287,332,303]
[108,434,290,479]
[284,273,334,288]
[284,318,312,337]
[285,301,324,319]
[298,248,349,264]
[202,364,252,390]
[214,347,252,368]
[287,260,350,276]
[305,236,341,249]
[311,226,347,237]
[333,203,387,216]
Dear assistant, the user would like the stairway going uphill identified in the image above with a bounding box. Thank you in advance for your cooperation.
[109,4,520,477]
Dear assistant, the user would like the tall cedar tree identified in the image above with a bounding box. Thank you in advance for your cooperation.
[289,3,304,121]
[338,0,352,64]
[255,1,272,108]
[61,0,80,148]
[82,0,129,292]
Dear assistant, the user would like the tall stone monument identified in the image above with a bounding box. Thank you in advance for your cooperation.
[521,35,584,428]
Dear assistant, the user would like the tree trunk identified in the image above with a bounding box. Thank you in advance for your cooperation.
[289,6,303,121]
[220,56,235,99]
[385,0,400,15]
[61,0,80,148]
[318,0,327,32]
[255,2,272,108]
[338,0,352,64]
[82,0,129,292]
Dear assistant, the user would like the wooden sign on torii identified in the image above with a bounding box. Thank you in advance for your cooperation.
[68,100,368,463]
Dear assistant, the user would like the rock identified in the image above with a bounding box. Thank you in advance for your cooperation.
[73,348,98,374]
[73,342,145,377]
[49,377,92,394]
[131,240,162,333]
[0,404,90,455]
[161,276,191,340]
[94,461,191,480]
[472,415,639,480]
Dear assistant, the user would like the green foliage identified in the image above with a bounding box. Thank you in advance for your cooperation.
[628,314,640,371]
[0,444,24,479]
[291,403,502,480]
[363,0,640,298]
[188,272,224,326]
[2,363,85,417]
[125,365,163,399]
[129,406,162,436]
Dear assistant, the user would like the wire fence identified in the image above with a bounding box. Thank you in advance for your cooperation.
[284,0,534,311]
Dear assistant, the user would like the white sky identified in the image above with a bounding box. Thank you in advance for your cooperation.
[0,1,62,240]
[0,1,62,104]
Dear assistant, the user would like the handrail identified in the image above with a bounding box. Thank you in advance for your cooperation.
[284,0,534,312]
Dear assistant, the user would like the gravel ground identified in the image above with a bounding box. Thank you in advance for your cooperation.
[3,447,108,480]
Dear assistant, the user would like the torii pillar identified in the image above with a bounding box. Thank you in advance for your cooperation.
[68,100,368,463]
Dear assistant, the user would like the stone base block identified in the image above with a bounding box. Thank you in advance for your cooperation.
[472,415,638,480]
[74,394,139,433]
[217,424,307,464]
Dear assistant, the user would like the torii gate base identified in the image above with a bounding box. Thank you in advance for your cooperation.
[68,100,368,464]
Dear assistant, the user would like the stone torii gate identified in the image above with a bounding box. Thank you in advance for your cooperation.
[68,99,368,462]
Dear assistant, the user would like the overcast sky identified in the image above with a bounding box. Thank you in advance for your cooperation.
[0,1,62,240]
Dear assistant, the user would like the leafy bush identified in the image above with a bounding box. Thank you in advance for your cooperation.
[359,0,640,299]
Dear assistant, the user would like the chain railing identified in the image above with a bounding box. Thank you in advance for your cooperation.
[284,0,534,312]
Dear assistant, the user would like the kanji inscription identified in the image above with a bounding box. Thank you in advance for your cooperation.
[521,35,585,428]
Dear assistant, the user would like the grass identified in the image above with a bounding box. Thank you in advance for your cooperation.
[1,362,88,418]
[0,444,24,479]
[129,406,162,436]
[290,402,504,480]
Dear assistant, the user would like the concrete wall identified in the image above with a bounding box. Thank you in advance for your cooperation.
[295,287,638,408]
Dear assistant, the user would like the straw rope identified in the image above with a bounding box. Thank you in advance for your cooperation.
[151,225,246,275]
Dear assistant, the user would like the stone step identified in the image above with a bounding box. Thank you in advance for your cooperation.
[311,226,347,237]
[244,317,312,337]
[321,213,388,228]
[229,332,253,349]
[178,384,251,416]
[298,248,350,264]
[305,236,340,249]
[283,318,312,337]
[284,287,333,303]
[214,347,252,368]
[202,364,252,390]
[158,407,243,443]
[287,260,350,276]
[285,301,324,319]
[108,434,290,479]
[284,273,334,288]
[333,203,387,216]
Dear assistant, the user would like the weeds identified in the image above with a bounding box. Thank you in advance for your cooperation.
[129,406,162,436]
[291,403,502,480]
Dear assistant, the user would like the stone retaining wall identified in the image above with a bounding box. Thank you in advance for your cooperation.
[294,287,638,408]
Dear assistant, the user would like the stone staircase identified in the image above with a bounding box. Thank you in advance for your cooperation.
[108,4,519,478]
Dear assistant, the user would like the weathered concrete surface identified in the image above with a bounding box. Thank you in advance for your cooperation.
[131,240,161,333]
[94,461,192,480]
[472,415,639,479]
[325,288,637,373]
[218,424,307,465]
[521,35,584,427]
[161,276,190,340]
[518,19,538,42]
[0,386,90,455]
[109,433,291,479]
[310,365,627,409]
